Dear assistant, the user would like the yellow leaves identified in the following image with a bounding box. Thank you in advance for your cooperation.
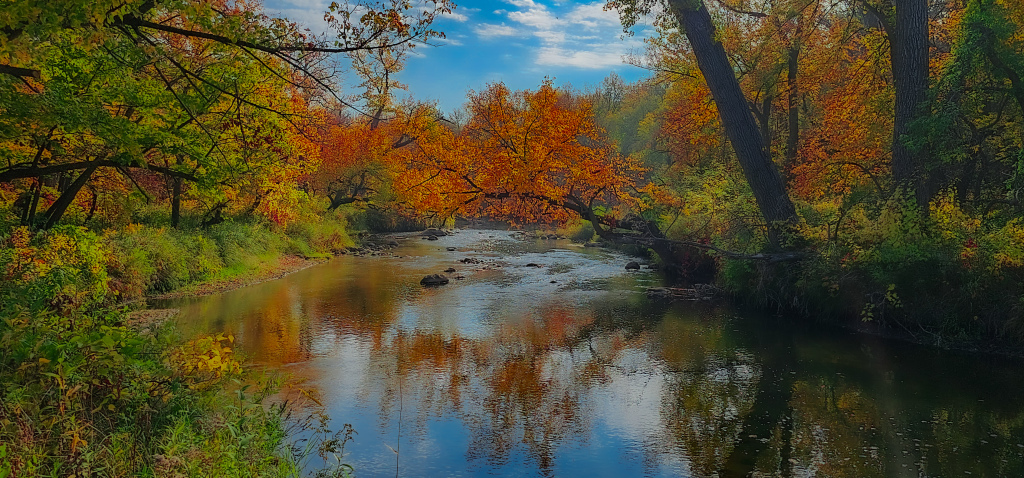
[168,333,241,390]
[930,192,980,241]
[990,219,1024,271]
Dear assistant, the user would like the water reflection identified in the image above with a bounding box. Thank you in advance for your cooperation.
[156,231,1024,477]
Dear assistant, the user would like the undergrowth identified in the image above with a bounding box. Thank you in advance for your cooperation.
[0,223,356,476]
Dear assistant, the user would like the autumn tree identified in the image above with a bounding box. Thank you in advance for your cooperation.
[396,81,645,232]
[609,0,799,246]
[0,0,453,228]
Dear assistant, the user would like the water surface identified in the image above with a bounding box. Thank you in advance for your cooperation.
[156,230,1024,477]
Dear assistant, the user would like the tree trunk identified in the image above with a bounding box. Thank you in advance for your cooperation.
[43,164,98,229]
[171,176,182,228]
[786,42,800,177]
[22,178,42,226]
[668,0,798,242]
[891,0,929,203]
[84,186,98,225]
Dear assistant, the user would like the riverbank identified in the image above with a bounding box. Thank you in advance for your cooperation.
[150,254,330,301]
[0,215,365,476]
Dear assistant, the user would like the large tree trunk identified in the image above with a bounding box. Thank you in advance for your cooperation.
[891,0,930,203]
[668,0,798,243]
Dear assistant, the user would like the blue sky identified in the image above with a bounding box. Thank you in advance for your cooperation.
[263,0,656,112]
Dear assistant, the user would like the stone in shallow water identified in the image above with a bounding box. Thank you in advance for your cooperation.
[420,274,449,286]
[625,261,641,270]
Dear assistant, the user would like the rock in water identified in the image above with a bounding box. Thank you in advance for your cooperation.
[427,235,439,241]
[444,267,456,273]
[420,274,449,286]
[625,261,641,270]
[446,247,457,251]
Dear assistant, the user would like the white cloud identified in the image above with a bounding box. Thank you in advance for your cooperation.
[536,46,626,69]
[565,3,622,29]
[441,11,469,22]
[473,23,520,38]
[480,0,642,70]
[437,36,464,46]
[507,7,560,30]
[505,0,538,7]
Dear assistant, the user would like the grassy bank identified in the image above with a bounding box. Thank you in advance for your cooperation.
[0,211,358,476]
[106,212,355,303]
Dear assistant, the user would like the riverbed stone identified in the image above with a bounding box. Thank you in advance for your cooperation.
[420,274,449,286]
[625,261,641,270]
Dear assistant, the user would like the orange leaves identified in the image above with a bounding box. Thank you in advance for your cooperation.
[659,81,722,167]
[396,81,644,225]
[792,26,892,200]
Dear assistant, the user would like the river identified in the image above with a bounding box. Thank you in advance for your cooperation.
[153,230,1024,477]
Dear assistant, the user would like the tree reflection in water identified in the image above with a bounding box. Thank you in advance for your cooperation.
[160,232,1024,477]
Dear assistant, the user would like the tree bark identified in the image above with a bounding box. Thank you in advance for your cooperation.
[171,176,182,228]
[43,164,98,229]
[668,0,798,242]
[84,186,98,225]
[891,0,929,202]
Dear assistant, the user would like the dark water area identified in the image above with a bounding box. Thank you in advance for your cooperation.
[153,230,1024,477]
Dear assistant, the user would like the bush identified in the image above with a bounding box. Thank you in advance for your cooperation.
[1,226,110,314]
[0,305,302,476]
[563,220,596,243]
[105,225,223,300]
[349,207,426,233]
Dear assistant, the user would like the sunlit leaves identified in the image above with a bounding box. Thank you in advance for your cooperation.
[397,80,646,225]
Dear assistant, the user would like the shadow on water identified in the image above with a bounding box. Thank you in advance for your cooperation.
[155,230,1024,477]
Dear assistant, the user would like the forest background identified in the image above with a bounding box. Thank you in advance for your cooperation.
[1,0,1023,475]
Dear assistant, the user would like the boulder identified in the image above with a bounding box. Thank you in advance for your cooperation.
[525,263,543,268]
[427,235,439,241]
[625,261,641,270]
[444,267,456,273]
[420,274,449,286]
[446,247,458,251]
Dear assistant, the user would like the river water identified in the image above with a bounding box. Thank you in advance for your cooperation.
[154,230,1024,477]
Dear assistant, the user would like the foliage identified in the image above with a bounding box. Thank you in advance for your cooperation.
[397,80,646,227]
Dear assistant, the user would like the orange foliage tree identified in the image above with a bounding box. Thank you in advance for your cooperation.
[395,80,646,232]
